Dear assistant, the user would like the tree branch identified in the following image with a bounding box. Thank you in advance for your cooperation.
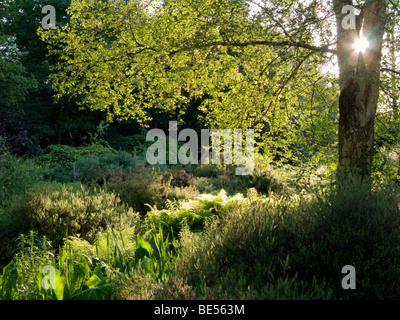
[388,0,400,14]
[381,68,400,75]
[169,40,337,56]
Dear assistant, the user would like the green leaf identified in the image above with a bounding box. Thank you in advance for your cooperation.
[135,234,153,263]
[85,274,101,289]
[72,278,112,300]
[141,256,156,278]
[37,264,66,300]
[54,269,67,300]
[0,260,18,300]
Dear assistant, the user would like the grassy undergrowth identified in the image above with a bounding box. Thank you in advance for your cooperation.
[1,154,400,300]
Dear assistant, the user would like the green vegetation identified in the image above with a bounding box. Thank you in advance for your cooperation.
[1,149,400,300]
[1,0,400,302]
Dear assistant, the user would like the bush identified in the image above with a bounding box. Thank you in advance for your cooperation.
[39,145,141,183]
[0,156,45,267]
[193,164,286,196]
[23,182,138,247]
[170,169,194,188]
[95,169,163,214]
[145,190,241,239]
[72,155,102,183]
[37,145,81,168]
[73,150,139,183]
[42,163,73,182]
[193,164,225,178]
[37,143,117,169]
[110,265,162,300]
[96,169,198,214]
[0,110,43,158]
[193,168,247,196]
[286,180,400,299]
[172,181,400,299]
[0,155,44,208]
[246,166,286,195]
[98,150,137,169]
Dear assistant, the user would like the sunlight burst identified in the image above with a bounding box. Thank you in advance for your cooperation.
[353,37,369,53]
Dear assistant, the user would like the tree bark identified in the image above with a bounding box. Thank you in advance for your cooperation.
[333,0,387,179]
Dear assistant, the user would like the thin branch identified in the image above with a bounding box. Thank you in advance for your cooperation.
[381,68,400,76]
[169,40,337,56]
[388,0,400,14]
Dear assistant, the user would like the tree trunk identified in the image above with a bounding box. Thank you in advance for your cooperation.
[333,0,387,179]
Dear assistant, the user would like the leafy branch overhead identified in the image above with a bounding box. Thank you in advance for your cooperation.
[40,0,400,178]
[40,0,337,126]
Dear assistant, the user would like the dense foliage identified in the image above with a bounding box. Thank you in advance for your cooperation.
[1,0,400,302]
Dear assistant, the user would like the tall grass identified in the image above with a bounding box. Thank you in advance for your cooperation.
[172,180,400,299]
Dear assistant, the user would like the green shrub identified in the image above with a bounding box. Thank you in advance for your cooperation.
[0,156,44,268]
[95,169,163,214]
[37,143,117,169]
[172,181,400,299]
[172,192,295,299]
[23,182,138,247]
[246,166,286,195]
[286,180,400,299]
[73,150,140,183]
[193,164,286,196]
[0,155,43,208]
[193,169,247,196]
[39,144,142,183]
[110,265,161,300]
[73,155,102,183]
[98,150,137,169]
[42,163,72,182]
[145,190,240,238]
[81,143,117,157]
[97,169,198,214]
[193,177,220,195]
[37,145,81,168]
[193,164,225,178]
[1,231,113,300]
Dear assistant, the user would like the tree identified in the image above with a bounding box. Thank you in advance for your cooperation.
[41,0,399,178]
[0,0,110,147]
[334,0,388,178]
[0,34,37,107]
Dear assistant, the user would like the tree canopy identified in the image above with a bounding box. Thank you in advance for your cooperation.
[0,33,37,107]
[40,0,345,161]
[37,0,399,175]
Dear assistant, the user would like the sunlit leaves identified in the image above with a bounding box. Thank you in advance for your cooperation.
[41,0,339,160]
